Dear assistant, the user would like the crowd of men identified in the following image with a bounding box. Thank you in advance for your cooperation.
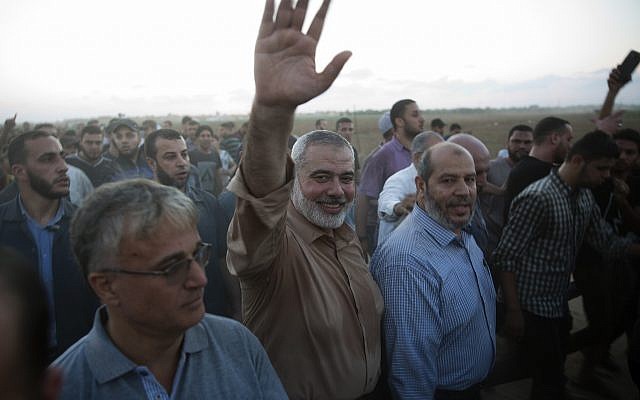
[0,1,639,399]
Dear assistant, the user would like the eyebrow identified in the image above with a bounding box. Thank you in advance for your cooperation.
[152,241,202,269]
[37,151,62,159]
[310,169,354,176]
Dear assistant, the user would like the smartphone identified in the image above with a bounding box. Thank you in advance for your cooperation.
[620,50,640,80]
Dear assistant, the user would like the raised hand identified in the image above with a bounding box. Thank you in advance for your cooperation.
[608,66,631,93]
[3,113,17,132]
[254,0,351,108]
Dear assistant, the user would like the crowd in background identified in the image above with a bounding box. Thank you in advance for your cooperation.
[0,1,639,399]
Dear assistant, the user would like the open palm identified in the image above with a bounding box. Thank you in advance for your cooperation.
[254,0,351,108]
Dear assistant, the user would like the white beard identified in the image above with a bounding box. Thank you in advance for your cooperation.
[291,178,353,229]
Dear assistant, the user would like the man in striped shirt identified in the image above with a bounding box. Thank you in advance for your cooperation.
[372,142,496,400]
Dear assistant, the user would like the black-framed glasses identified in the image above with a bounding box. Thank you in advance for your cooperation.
[101,242,212,285]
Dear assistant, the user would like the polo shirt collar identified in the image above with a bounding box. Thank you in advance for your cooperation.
[85,306,209,384]
[389,136,408,152]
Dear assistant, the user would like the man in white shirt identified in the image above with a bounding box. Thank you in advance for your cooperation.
[377,132,443,244]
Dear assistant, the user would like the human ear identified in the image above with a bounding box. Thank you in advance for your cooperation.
[88,273,119,307]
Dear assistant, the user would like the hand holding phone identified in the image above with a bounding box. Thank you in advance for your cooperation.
[620,50,640,81]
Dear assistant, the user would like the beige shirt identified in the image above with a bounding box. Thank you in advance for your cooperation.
[227,161,383,399]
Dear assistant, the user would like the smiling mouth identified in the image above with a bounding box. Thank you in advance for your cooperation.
[318,201,345,214]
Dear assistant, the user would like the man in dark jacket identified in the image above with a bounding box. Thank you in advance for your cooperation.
[0,131,97,359]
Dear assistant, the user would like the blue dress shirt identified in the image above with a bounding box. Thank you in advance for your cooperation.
[371,205,496,399]
[19,196,64,346]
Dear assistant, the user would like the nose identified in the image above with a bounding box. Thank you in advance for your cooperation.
[453,178,473,196]
[185,259,208,288]
[177,154,188,167]
[326,176,345,197]
[57,156,69,173]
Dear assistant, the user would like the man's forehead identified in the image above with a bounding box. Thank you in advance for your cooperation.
[430,146,475,173]
[26,136,62,155]
[157,137,186,149]
[616,139,639,150]
[83,133,103,141]
[510,131,533,140]
[113,127,136,136]
[301,144,354,171]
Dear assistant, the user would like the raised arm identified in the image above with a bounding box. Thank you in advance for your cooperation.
[244,0,351,196]
[598,66,630,120]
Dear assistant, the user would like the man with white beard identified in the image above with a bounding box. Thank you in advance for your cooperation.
[225,1,382,397]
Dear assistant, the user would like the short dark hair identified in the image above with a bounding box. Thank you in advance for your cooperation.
[533,117,570,145]
[142,120,157,130]
[195,125,214,138]
[450,123,461,132]
[80,125,103,140]
[613,128,640,149]
[181,116,192,124]
[335,117,352,130]
[0,247,50,395]
[508,124,533,139]
[220,121,235,129]
[187,120,199,127]
[33,123,55,131]
[8,131,53,166]
[430,118,446,129]
[144,129,184,160]
[566,130,619,162]
[390,99,416,130]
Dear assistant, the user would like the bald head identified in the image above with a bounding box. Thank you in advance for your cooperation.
[447,133,490,189]
[418,142,474,182]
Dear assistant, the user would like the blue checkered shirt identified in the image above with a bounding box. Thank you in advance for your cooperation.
[371,205,496,399]
[494,169,631,318]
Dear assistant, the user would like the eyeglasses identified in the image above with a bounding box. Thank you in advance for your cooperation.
[101,242,211,285]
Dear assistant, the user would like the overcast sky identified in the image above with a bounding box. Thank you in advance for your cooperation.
[1,0,639,122]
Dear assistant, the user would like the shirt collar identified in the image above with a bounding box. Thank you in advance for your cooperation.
[549,168,575,197]
[413,204,472,247]
[17,195,64,228]
[389,136,409,152]
[85,306,209,384]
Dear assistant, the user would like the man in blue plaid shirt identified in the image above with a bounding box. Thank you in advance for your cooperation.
[372,142,496,400]
[495,131,640,399]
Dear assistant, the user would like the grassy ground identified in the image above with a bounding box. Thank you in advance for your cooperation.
[289,107,640,160]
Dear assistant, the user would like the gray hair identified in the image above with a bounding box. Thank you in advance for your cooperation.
[411,131,443,155]
[290,130,354,173]
[71,179,198,276]
[417,142,469,182]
